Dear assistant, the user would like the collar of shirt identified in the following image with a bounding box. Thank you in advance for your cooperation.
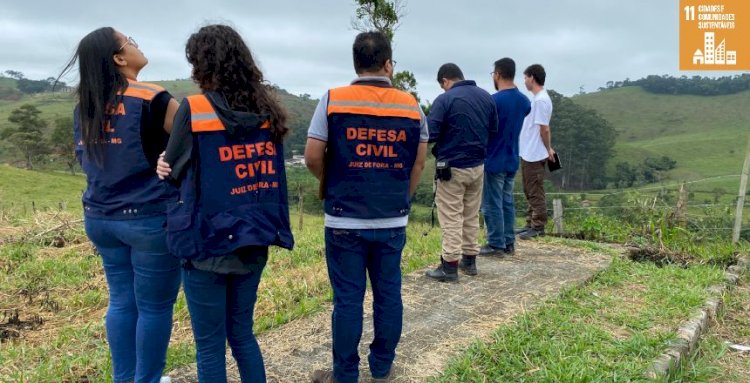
[351,76,392,85]
[451,80,477,88]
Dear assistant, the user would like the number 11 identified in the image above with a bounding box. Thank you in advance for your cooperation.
[684,5,695,21]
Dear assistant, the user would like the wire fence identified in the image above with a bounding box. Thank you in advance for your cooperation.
[501,173,750,243]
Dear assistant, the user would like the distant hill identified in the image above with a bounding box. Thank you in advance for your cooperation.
[572,86,750,191]
[0,79,317,162]
[3,76,749,193]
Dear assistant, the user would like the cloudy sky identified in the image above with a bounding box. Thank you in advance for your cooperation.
[0,0,745,103]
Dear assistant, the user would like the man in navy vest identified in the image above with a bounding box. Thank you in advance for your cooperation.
[426,63,498,282]
[305,31,428,383]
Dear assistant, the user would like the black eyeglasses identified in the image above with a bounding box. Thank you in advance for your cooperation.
[490,71,498,76]
[391,59,397,67]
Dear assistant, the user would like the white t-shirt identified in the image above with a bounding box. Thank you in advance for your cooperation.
[519,89,553,162]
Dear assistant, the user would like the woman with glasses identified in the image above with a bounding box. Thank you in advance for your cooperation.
[60,27,181,383]
[157,24,293,382]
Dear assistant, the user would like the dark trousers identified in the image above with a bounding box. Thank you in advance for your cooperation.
[324,227,406,383]
[521,159,548,230]
[183,252,267,383]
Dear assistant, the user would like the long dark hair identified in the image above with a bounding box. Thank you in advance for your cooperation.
[59,27,128,164]
[185,24,288,141]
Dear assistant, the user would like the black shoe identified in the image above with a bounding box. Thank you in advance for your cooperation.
[519,228,545,240]
[514,225,531,234]
[372,369,393,382]
[458,255,477,276]
[425,258,458,282]
[478,245,504,257]
[311,369,335,383]
[504,243,515,255]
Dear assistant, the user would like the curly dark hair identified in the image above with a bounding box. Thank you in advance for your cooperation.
[186,24,288,140]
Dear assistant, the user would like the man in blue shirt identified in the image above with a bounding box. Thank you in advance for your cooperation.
[480,58,531,257]
[426,63,498,282]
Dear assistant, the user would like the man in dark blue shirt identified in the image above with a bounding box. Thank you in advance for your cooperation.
[426,63,498,282]
[480,58,531,257]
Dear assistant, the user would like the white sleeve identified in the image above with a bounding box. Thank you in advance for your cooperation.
[533,99,552,126]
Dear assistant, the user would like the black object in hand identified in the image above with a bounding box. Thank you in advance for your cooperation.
[547,152,562,172]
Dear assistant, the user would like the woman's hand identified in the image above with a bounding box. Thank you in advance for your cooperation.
[156,151,172,180]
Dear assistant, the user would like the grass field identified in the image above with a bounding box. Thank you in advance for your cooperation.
[0,166,445,382]
[573,87,750,192]
[0,164,85,216]
[434,246,727,382]
[1,166,748,382]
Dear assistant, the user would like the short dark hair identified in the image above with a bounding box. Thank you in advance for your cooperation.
[493,58,515,80]
[523,64,546,86]
[352,31,392,74]
[436,63,464,83]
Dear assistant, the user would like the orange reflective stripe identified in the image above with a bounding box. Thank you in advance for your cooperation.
[187,95,226,132]
[186,94,213,114]
[122,80,165,101]
[327,85,421,120]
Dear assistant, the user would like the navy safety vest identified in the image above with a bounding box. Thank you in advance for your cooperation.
[166,94,294,260]
[75,80,174,219]
[324,84,421,219]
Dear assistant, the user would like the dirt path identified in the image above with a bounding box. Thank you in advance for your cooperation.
[171,240,613,382]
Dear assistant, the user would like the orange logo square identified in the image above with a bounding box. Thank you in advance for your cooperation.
[680,0,749,70]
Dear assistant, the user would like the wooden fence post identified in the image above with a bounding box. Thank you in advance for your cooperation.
[553,199,564,235]
[675,183,688,227]
[732,136,750,243]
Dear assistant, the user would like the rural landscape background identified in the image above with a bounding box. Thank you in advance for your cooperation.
[1,0,750,382]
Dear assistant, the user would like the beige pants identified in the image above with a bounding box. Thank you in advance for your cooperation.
[435,165,484,262]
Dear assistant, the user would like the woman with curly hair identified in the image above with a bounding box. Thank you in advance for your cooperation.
[157,24,293,382]
[61,27,180,383]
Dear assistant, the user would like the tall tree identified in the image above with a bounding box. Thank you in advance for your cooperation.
[351,0,404,40]
[546,91,617,190]
[50,116,77,175]
[5,104,50,169]
[351,0,420,102]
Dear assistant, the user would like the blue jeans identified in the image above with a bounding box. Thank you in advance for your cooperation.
[183,250,267,383]
[85,215,181,383]
[325,227,406,383]
[481,171,516,249]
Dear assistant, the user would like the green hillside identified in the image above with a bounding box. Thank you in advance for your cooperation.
[0,164,86,214]
[573,86,750,191]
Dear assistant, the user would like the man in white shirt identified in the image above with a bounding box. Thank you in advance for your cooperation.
[518,64,555,239]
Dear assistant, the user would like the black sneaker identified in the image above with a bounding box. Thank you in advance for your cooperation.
[311,369,335,383]
[519,228,545,240]
[478,245,504,257]
[514,225,531,234]
[504,243,515,255]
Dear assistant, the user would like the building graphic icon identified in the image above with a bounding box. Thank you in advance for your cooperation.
[693,32,737,66]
